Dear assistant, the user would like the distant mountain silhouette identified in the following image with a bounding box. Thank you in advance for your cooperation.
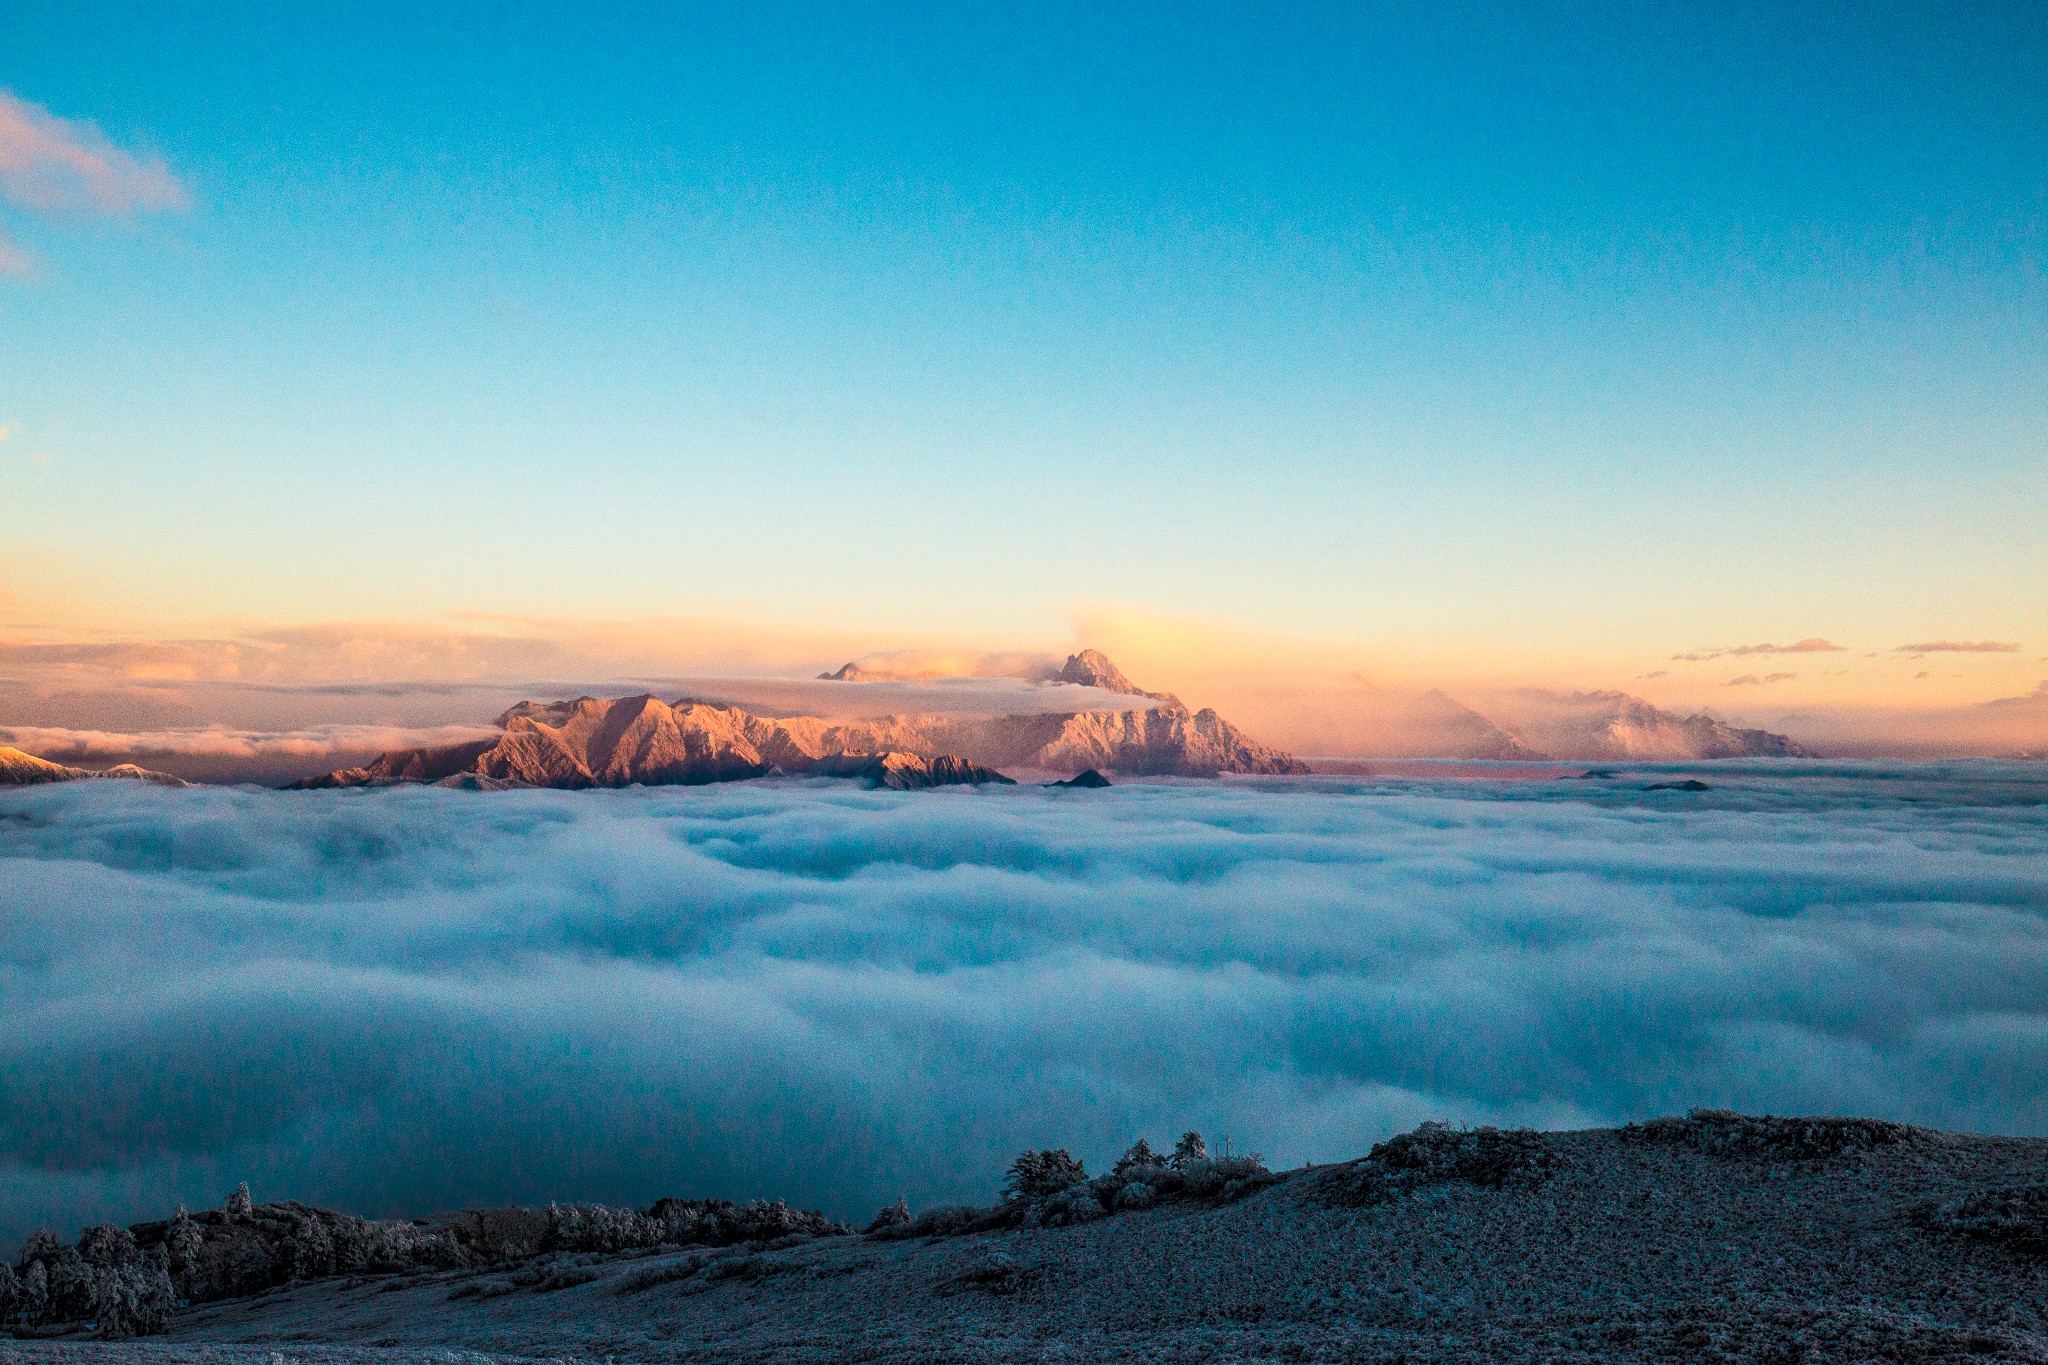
[1476,690,1812,760]
[297,654,1307,790]
[0,747,187,787]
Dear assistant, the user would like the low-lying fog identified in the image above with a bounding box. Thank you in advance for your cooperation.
[3,763,2045,1251]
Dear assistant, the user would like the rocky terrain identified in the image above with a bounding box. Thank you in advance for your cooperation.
[289,696,1016,791]
[3,1111,2044,1362]
[0,749,185,788]
[294,654,1305,789]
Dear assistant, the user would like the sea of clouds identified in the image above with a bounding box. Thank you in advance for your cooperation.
[3,763,2046,1251]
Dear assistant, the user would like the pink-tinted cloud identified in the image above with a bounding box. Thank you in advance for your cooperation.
[1894,641,2022,654]
[0,88,187,273]
[1675,638,1843,662]
[1731,638,1842,656]
[0,90,187,214]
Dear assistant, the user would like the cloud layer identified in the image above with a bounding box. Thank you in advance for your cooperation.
[3,766,2047,1252]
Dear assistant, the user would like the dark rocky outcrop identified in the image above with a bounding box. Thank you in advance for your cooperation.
[1318,1121,1560,1206]
[811,752,1016,790]
[1047,769,1112,788]
[1621,1108,1918,1160]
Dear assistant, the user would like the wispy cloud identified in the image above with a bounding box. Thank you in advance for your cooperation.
[0,90,186,213]
[0,88,188,273]
[1895,641,2022,654]
[1675,638,1843,663]
[1725,672,1796,687]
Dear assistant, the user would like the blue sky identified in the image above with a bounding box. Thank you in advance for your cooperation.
[1,2,2043,705]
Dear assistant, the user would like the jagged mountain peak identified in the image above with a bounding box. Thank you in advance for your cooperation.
[1055,650,1185,709]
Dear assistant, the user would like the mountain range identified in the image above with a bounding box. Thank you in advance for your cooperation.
[0,651,1818,789]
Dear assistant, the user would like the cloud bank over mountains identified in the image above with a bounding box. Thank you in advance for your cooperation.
[0,614,2041,766]
[3,767,2045,1251]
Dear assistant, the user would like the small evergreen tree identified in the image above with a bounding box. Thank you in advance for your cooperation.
[224,1183,254,1219]
[863,1196,911,1233]
[165,1205,205,1275]
[1002,1148,1086,1202]
[1171,1131,1208,1168]
[1113,1138,1166,1178]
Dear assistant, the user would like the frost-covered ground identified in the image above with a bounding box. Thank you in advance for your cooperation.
[3,761,2045,1256]
[5,1115,2048,1362]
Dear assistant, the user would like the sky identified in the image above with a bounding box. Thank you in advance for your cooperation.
[4,765,2045,1250]
[2,2,2044,745]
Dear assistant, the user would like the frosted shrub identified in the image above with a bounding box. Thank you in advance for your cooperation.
[1323,1121,1556,1206]
[1162,1154,1269,1200]
[1623,1109,1915,1161]
[546,1203,665,1254]
[869,1204,1003,1241]
[1114,1181,1157,1211]
[1034,1182,1110,1227]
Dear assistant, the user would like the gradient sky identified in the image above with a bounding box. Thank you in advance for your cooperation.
[2,2,2044,715]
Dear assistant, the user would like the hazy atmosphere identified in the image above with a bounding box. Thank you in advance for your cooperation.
[4,4,2044,761]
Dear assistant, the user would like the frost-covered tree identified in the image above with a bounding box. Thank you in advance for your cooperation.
[1003,1148,1086,1202]
[165,1205,204,1274]
[20,1258,49,1325]
[1113,1138,1166,1178]
[77,1223,138,1267]
[224,1183,254,1219]
[85,1262,176,1338]
[1171,1131,1208,1168]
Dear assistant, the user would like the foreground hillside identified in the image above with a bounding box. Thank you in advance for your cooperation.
[6,1112,2045,1362]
